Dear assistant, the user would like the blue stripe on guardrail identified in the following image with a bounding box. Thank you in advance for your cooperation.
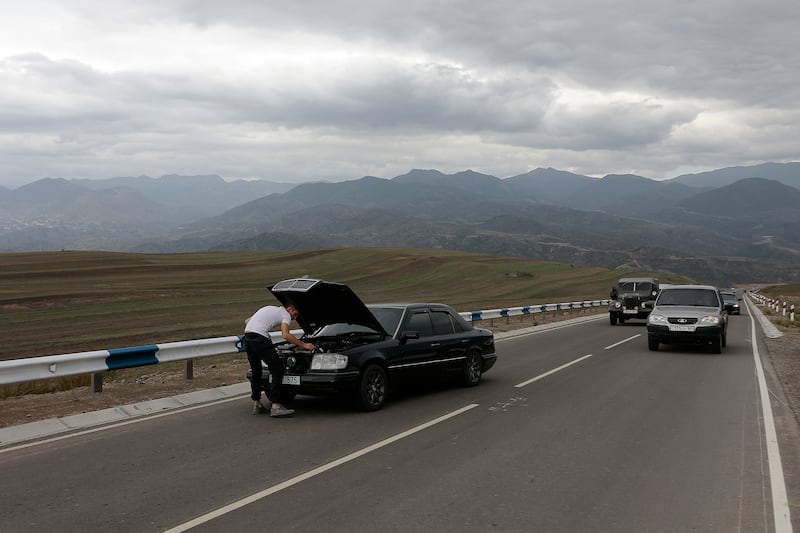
[500,308,509,318]
[521,306,530,315]
[106,345,159,370]
[471,311,483,321]
[236,335,247,353]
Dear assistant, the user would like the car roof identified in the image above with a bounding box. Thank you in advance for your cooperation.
[660,284,718,291]
[368,303,451,309]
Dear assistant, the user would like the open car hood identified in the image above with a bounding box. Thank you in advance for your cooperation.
[269,278,388,336]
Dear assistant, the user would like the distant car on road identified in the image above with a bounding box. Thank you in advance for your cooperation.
[721,291,741,315]
[247,278,496,411]
[646,284,728,353]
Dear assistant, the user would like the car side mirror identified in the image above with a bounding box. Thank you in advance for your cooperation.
[401,331,420,343]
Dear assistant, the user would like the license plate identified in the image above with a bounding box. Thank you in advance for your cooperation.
[669,324,695,332]
[623,309,638,314]
[269,375,300,385]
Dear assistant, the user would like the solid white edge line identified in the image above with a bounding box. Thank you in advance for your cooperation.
[604,334,641,350]
[514,354,593,388]
[162,403,480,533]
[749,304,793,532]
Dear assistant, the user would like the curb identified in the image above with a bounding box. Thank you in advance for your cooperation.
[746,297,783,339]
[0,383,250,447]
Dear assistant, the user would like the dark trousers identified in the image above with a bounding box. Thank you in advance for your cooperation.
[245,334,285,404]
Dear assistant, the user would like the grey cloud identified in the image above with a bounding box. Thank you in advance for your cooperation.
[0,0,798,186]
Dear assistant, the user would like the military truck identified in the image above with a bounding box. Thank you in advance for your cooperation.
[608,277,659,325]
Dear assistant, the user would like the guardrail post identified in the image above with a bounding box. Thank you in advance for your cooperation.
[91,372,103,393]
[782,301,787,317]
[185,359,194,380]
[791,304,795,322]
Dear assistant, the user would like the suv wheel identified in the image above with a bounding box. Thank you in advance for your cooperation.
[711,335,723,354]
[610,313,618,325]
[648,336,659,351]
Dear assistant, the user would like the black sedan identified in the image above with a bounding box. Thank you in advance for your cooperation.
[247,278,496,411]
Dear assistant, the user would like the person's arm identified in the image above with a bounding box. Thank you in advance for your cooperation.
[281,322,315,351]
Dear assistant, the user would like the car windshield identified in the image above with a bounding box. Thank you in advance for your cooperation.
[721,293,737,302]
[314,323,383,336]
[657,288,720,307]
[367,306,404,335]
[619,281,653,292]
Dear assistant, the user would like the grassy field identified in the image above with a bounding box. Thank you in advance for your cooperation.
[1,246,695,363]
[760,283,800,301]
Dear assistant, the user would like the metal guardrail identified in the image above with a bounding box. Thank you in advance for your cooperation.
[0,299,609,390]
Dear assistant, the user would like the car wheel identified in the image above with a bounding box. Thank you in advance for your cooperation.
[462,351,482,387]
[610,313,618,325]
[648,336,659,351]
[356,363,388,411]
[722,331,727,348]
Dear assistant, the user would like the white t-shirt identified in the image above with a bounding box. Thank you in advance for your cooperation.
[244,305,291,337]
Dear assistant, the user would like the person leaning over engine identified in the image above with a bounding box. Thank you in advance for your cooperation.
[244,304,315,417]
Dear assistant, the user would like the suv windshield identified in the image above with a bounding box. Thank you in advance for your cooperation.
[619,282,653,292]
[657,288,720,307]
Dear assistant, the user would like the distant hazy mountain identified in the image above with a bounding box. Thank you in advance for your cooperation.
[73,173,295,215]
[0,174,297,252]
[668,162,800,188]
[4,164,800,285]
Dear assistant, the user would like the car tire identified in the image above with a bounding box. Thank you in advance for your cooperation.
[610,313,618,325]
[711,335,723,354]
[462,351,482,387]
[722,331,727,348]
[356,363,388,411]
[648,336,659,351]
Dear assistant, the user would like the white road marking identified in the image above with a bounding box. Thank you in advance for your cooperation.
[162,403,480,533]
[514,354,593,388]
[604,334,641,350]
[748,303,793,532]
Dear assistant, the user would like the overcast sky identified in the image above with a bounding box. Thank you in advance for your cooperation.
[0,0,798,188]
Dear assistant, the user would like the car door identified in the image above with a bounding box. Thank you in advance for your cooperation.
[389,307,445,382]
[428,308,468,372]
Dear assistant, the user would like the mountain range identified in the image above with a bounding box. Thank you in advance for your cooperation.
[2,162,800,286]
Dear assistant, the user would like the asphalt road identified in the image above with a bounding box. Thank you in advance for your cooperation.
[2,309,798,532]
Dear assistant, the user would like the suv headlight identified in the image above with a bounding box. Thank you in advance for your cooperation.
[699,315,720,325]
[311,353,348,370]
[648,313,667,325]
[613,301,622,309]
